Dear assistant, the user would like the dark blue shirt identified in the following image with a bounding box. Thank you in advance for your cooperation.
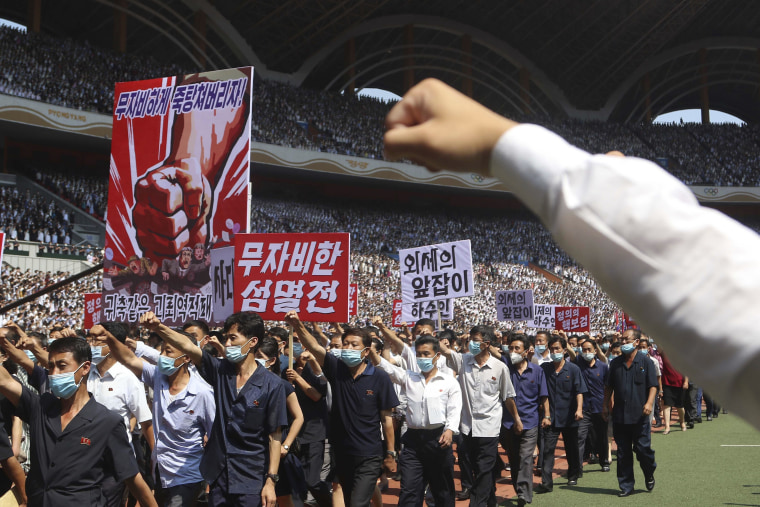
[607,352,658,425]
[541,360,588,428]
[284,363,328,444]
[501,359,548,430]
[198,350,288,494]
[575,357,609,413]
[323,353,399,457]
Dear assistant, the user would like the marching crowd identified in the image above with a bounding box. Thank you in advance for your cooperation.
[0,304,707,506]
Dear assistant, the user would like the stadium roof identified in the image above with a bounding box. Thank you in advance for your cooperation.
[4,0,760,122]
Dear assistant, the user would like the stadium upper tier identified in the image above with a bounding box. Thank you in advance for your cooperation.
[2,25,760,187]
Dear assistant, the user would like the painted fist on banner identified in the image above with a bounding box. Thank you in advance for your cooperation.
[133,157,212,261]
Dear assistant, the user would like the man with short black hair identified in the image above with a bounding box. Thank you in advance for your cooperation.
[286,311,399,507]
[0,335,156,506]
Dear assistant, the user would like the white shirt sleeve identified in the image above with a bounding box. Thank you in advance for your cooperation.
[489,124,760,427]
[377,357,409,385]
[444,380,462,435]
[135,341,160,364]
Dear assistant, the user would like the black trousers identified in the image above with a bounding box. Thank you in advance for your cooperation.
[462,433,499,507]
[335,453,383,507]
[541,425,580,488]
[297,442,332,507]
[684,383,699,423]
[454,433,473,490]
[398,428,455,507]
[578,411,609,469]
[612,420,656,494]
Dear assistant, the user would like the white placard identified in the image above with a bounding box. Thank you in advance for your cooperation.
[401,299,453,323]
[399,240,473,303]
[495,290,534,321]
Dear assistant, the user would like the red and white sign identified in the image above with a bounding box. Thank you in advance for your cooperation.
[101,67,253,325]
[392,299,405,327]
[84,293,102,329]
[234,233,350,321]
[0,232,4,265]
[349,283,358,316]
[555,306,590,333]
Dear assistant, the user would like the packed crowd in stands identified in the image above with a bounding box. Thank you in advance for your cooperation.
[0,186,72,245]
[2,25,760,186]
[32,168,108,220]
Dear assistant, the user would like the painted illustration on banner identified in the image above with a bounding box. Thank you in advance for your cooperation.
[101,67,252,325]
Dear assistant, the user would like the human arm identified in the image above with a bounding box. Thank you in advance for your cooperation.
[5,322,46,369]
[381,409,397,474]
[133,340,160,364]
[441,381,461,448]
[541,397,551,428]
[312,323,330,347]
[285,359,324,403]
[11,417,21,458]
[384,78,760,429]
[125,473,158,507]
[643,386,657,417]
[0,351,22,406]
[263,428,282,507]
[372,316,405,355]
[141,421,155,452]
[139,311,202,365]
[284,311,325,366]
[1,456,25,506]
[504,397,523,433]
[0,332,35,376]
[602,385,613,421]
[98,326,146,378]
[282,392,303,457]
[575,394,584,421]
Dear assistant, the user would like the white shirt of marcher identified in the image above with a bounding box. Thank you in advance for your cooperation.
[87,361,152,443]
[377,357,462,433]
[489,124,760,428]
[446,351,515,438]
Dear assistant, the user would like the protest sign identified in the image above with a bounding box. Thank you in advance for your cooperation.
[392,299,404,327]
[101,67,252,325]
[401,299,453,323]
[530,304,557,328]
[399,240,473,303]
[210,247,235,325]
[495,290,534,321]
[84,293,102,329]
[555,306,591,332]
[0,233,4,265]
[349,283,358,316]
[234,232,350,321]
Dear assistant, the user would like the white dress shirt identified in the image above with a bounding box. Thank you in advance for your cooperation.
[377,357,461,434]
[490,124,760,428]
[447,351,515,437]
[87,361,152,442]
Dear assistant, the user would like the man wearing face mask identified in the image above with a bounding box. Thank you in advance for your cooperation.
[574,338,610,474]
[285,311,398,507]
[0,335,157,506]
[532,331,552,366]
[440,325,520,507]
[536,336,586,493]
[140,311,288,507]
[99,325,216,506]
[603,328,658,497]
[87,322,154,507]
[499,334,549,507]
[367,334,462,507]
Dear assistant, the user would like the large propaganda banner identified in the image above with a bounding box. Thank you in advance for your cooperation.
[555,306,591,333]
[84,293,102,329]
[234,233,350,322]
[101,67,253,326]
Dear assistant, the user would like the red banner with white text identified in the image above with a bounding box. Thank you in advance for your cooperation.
[555,306,590,333]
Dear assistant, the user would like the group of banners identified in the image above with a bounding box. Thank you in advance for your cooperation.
[84,67,592,332]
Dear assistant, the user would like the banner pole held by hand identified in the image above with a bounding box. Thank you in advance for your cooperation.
[437,306,442,331]
[288,324,294,370]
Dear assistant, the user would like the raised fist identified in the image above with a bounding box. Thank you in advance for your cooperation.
[133,158,211,261]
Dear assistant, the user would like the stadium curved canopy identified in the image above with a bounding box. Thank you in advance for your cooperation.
[3,0,760,122]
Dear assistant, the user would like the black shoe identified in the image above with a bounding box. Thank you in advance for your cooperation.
[696,417,703,423]
[687,422,695,429]
[618,490,633,497]
[601,465,611,472]
[455,489,471,500]
[567,479,578,486]
[646,475,655,491]
[535,484,553,494]
[713,412,720,418]
[516,498,528,507]
[706,415,712,421]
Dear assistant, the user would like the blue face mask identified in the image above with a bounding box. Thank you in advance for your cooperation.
[550,352,564,363]
[292,342,304,358]
[501,345,510,353]
[416,356,437,373]
[226,337,254,363]
[329,348,342,357]
[49,362,87,399]
[24,350,36,363]
[255,358,269,369]
[90,346,108,365]
[638,349,648,356]
[158,354,186,376]
[575,347,582,354]
[340,348,366,367]
[536,344,547,354]
[582,352,596,362]
[621,343,636,355]
[469,341,483,355]
[601,343,610,352]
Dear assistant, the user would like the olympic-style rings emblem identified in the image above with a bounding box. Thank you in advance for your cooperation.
[703,187,719,196]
